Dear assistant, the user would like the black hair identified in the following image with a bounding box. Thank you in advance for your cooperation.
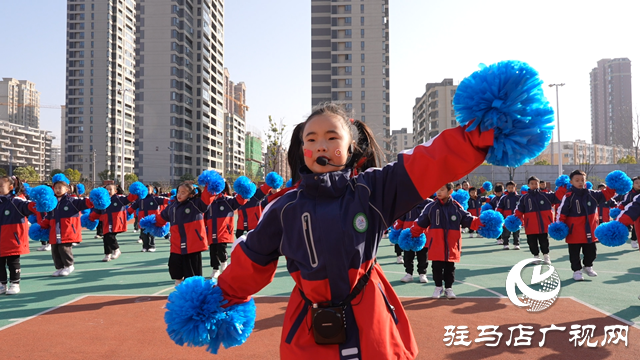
[569,170,586,180]
[116,184,124,195]
[69,184,79,196]
[539,180,545,184]
[444,182,455,191]
[288,122,305,184]
[462,180,469,185]
[633,176,640,182]
[506,181,516,187]
[0,175,25,196]
[598,183,606,189]
[177,181,201,201]
[468,186,477,192]
[527,176,539,184]
[223,181,231,196]
[494,184,504,193]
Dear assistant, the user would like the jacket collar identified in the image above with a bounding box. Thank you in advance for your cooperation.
[298,166,351,198]
[571,187,587,196]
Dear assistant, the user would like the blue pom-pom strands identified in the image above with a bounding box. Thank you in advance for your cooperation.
[234,176,257,200]
[482,181,493,192]
[127,212,134,221]
[28,214,37,224]
[520,185,529,193]
[548,222,569,240]
[29,223,50,242]
[388,228,402,244]
[198,170,225,195]
[504,215,522,232]
[481,203,493,212]
[76,183,85,195]
[80,214,99,230]
[128,181,149,199]
[139,214,170,238]
[555,174,570,188]
[594,220,629,247]
[164,276,256,354]
[285,179,293,188]
[605,170,632,195]
[265,172,284,189]
[89,188,111,210]
[52,173,70,185]
[398,229,427,252]
[451,189,470,210]
[609,207,621,220]
[586,181,593,190]
[478,210,504,239]
[453,61,555,168]
[30,185,57,213]
[170,189,177,196]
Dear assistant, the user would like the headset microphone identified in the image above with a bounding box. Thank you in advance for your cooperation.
[315,157,348,167]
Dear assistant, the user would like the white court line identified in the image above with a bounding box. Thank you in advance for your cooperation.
[384,270,505,298]
[447,263,640,276]
[153,287,175,296]
[0,295,89,332]
[567,296,640,330]
[23,264,167,276]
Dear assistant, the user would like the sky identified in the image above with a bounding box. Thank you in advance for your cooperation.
[1,0,639,148]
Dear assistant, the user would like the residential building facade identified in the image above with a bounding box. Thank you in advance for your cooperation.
[413,78,457,145]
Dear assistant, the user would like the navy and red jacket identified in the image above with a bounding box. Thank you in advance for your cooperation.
[90,194,136,234]
[598,199,617,223]
[514,188,565,235]
[557,186,616,244]
[487,193,503,210]
[497,191,521,217]
[467,196,488,216]
[127,194,170,219]
[0,195,38,257]
[157,188,215,254]
[410,197,481,262]
[205,193,248,244]
[41,194,94,244]
[616,188,640,209]
[616,195,640,231]
[216,125,495,360]
[236,184,271,232]
[392,198,433,230]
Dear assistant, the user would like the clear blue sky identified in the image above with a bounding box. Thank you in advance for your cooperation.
[1,0,639,148]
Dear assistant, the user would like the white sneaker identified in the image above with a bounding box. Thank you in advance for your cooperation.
[470,233,476,238]
[137,238,143,243]
[94,235,102,239]
[445,288,456,299]
[632,241,638,249]
[533,255,541,264]
[132,229,138,233]
[141,248,148,252]
[400,273,413,283]
[432,286,444,298]
[396,255,404,264]
[461,229,467,234]
[0,283,6,294]
[102,254,112,262]
[543,254,551,264]
[582,266,598,277]
[573,270,584,281]
[148,248,156,253]
[513,245,520,250]
[211,269,221,279]
[71,243,78,246]
[59,265,74,276]
[37,244,51,251]
[497,240,503,245]
[220,261,228,272]
[6,283,20,295]
[174,279,182,286]
[503,245,510,250]
[52,268,63,277]
[419,274,428,283]
[111,249,121,259]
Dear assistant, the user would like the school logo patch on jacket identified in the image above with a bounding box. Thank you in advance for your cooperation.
[353,212,368,233]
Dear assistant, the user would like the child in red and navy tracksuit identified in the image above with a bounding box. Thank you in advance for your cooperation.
[157,181,215,284]
[409,183,485,299]
[557,170,617,281]
[89,184,136,262]
[513,176,566,264]
[497,181,521,250]
[0,176,38,295]
[205,181,250,279]
[597,183,617,224]
[128,185,170,252]
[235,183,275,239]
[487,184,504,244]
[616,176,640,249]
[396,198,433,283]
[467,186,488,238]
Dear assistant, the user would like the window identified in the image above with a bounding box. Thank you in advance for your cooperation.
[361,116,365,122]
[361,103,365,112]
[345,66,352,73]
[345,41,352,48]
[361,29,365,38]
[361,78,365,86]
[361,53,365,62]
[346,103,353,110]
[361,66,365,74]
[345,17,351,24]
[360,17,364,25]
[361,91,365,99]
[361,41,365,50]
[360,5,365,13]
[345,79,352,85]
[345,29,352,36]
[345,54,352,60]
[346,91,352,98]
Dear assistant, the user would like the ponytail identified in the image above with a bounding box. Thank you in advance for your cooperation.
[348,119,383,173]
[177,181,201,200]
[0,175,25,196]
[287,122,305,184]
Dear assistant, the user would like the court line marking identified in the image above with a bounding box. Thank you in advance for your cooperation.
[567,296,640,330]
[384,270,506,298]
[0,295,89,332]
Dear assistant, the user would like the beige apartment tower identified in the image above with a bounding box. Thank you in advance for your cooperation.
[311,0,391,160]
[413,79,458,145]
[223,68,246,177]
[0,78,40,129]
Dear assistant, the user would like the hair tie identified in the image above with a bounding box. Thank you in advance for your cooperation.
[349,118,355,124]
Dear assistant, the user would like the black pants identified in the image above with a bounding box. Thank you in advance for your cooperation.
[168,252,202,280]
[526,234,550,256]
[0,255,20,284]
[96,221,103,236]
[468,229,475,234]
[404,248,428,275]
[103,232,120,255]
[394,244,403,257]
[631,226,637,241]
[502,229,520,245]
[51,243,74,269]
[432,261,455,288]
[210,243,228,269]
[140,231,155,250]
[568,243,597,271]
[133,217,139,231]
[236,229,246,239]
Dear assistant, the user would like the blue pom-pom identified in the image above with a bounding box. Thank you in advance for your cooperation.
[198,170,225,195]
[398,228,426,251]
[139,214,170,237]
[127,212,134,221]
[609,207,621,220]
[555,174,570,188]
[80,214,99,230]
[89,188,111,210]
[81,208,91,215]
[586,181,593,190]
[388,228,402,244]
[451,189,470,210]
[128,181,149,199]
[23,183,31,196]
[606,170,632,195]
[481,203,493,212]
[548,222,569,240]
[504,215,522,232]
[29,223,50,242]
[234,176,257,200]
[30,185,57,213]
[482,181,493,192]
[453,61,555,167]
[595,220,629,247]
[76,183,85,195]
[28,214,37,224]
[285,179,293,188]
[165,276,256,354]
[520,185,529,194]
[478,210,504,239]
[265,172,283,189]
[171,189,177,196]
[488,194,495,199]
[52,173,70,185]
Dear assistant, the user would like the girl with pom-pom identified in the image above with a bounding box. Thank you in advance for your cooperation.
[127,184,170,252]
[89,184,138,262]
[497,181,522,250]
[393,198,433,282]
[597,183,618,224]
[235,172,282,240]
[555,170,627,281]
[614,176,640,249]
[487,184,505,244]
[164,61,555,358]
[466,186,489,238]
[0,176,39,294]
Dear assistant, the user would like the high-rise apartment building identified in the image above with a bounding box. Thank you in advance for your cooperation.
[590,58,633,148]
[390,128,412,155]
[0,77,40,128]
[245,131,263,180]
[412,79,457,145]
[311,0,391,160]
[135,0,225,182]
[64,0,137,182]
[222,68,246,178]
[0,120,53,180]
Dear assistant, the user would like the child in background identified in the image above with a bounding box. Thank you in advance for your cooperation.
[397,198,433,283]
[128,184,170,252]
[89,184,136,262]
[497,181,521,250]
[616,176,640,249]
[235,183,277,239]
[539,180,550,193]
[597,183,617,223]
[489,184,504,244]
[467,186,488,238]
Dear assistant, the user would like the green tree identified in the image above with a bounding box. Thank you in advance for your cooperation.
[63,168,82,182]
[50,169,63,180]
[534,159,551,165]
[124,173,138,183]
[13,166,39,182]
[265,116,286,173]
[617,155,637,164]
[0,168,6,177]
[179,172,196,182]
[98,169,114,181]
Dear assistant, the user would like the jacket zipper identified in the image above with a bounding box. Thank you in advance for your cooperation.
[301,213,318,267]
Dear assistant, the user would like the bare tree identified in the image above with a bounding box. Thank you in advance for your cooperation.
[634,110,640,162]
[507,166,517,181]
[265,116,286,174]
